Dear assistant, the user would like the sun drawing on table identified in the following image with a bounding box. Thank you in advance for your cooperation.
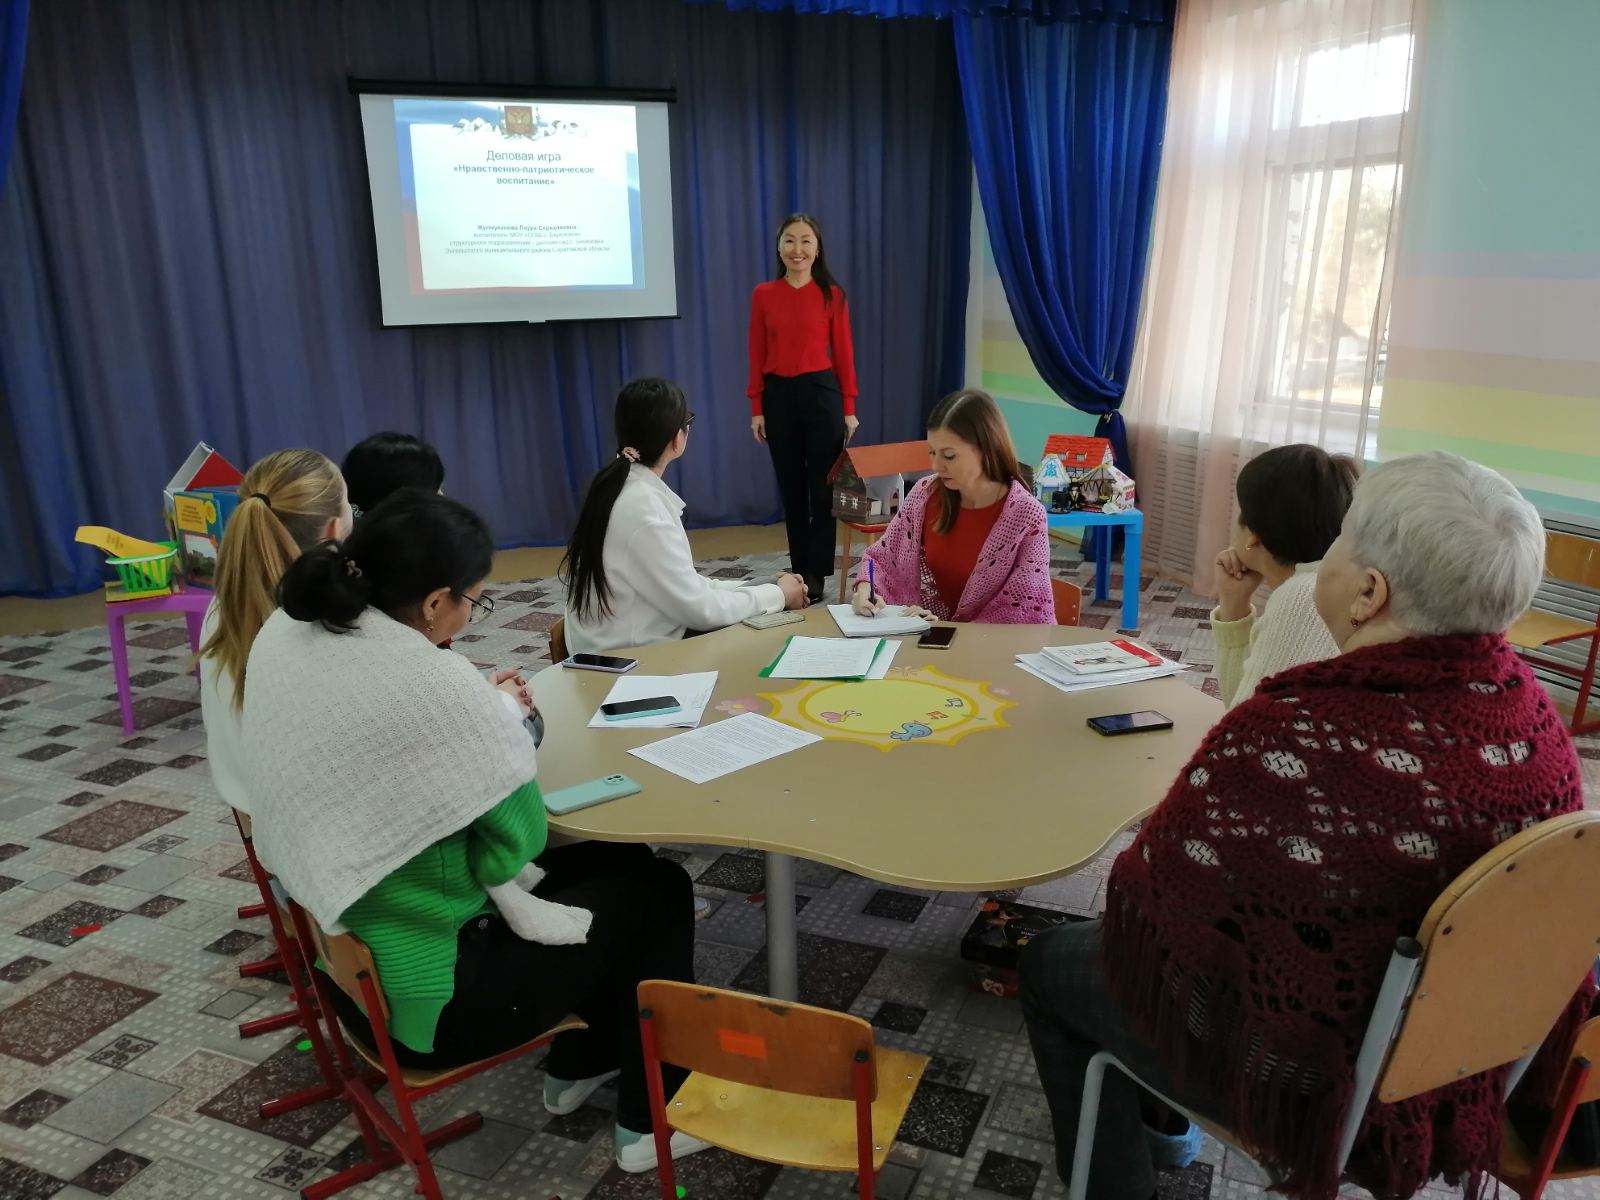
[759,666,1014,752]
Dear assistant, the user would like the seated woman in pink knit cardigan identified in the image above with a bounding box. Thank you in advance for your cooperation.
[851,389,1054,624]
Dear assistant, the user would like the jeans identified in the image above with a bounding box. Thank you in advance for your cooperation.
[1019,919,1221,1200]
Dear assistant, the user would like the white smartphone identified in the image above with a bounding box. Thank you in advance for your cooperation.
[562,652,638,674]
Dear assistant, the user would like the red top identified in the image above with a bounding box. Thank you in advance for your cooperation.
[746,279,858,416]
[921,494,1005,614]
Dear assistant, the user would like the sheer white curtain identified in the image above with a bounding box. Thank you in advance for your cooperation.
[1123,0,1420,589]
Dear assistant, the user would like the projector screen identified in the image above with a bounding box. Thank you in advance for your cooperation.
[353,83,679,326]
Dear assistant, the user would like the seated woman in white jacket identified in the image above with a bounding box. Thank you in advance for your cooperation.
[1211,443,1359,706]
[562,376,809,654]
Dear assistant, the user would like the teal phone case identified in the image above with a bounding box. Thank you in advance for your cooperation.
[601,704,680,722]
[543,773,642,815]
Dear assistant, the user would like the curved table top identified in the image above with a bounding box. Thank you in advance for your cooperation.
[533,608,1222,891]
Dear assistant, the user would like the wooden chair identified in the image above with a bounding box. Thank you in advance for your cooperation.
[638,981,928,1199]
[1498,1016,1600,1198]
[549,617,569,664]
[228,811,344,1120]
[1066,811,1600,1200]
[288,901,586,1200]
[1051,578,1082,626]
[1507,531,1600,734]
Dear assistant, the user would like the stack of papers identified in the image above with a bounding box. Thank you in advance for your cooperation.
[1040,640,1163,676]
[628,712,822,784]
[1016,640,1182,694]
[826,604,931,638]
[588,672,718,729]
[761,635,887,680]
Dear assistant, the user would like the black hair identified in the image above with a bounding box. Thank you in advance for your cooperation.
[1235,443,1360,565]
[559,376,692,622]
[278,490,494,633]
[341,432,445,515]
[772,212,844,307]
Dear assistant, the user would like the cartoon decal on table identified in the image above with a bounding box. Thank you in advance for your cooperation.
[760,666,1014,751]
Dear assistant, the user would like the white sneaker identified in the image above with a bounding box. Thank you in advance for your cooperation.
[615,1125,713,1173]
[542,1069,619,1116]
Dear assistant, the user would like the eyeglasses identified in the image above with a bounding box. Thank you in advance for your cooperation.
[458,592,496,624]
[684,411,696,431]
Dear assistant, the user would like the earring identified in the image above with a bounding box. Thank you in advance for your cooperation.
[1350,617,1363,629]
[426,619,435,634]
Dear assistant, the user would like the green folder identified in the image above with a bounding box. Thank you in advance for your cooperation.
[758,635,885,681]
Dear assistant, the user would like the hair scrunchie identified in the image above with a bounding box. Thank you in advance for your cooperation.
[249,492,273,509]
[617,447,640,463]
[344,556,363,579]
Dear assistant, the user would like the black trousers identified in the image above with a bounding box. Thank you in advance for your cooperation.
[326,840,693,1132]
[763,370,845,586]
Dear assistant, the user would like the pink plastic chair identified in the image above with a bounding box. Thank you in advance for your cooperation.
[106,588,213,735]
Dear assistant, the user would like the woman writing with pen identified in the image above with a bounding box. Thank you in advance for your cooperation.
[850,390,1054,625]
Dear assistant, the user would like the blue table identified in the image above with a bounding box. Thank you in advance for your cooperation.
[1046,508,1144,633]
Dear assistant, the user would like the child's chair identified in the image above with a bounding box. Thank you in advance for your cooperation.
[1051,578,1083,626]
[638,981,927,1199]
[288,901,585,1199]
[1497,1015,1600,1198]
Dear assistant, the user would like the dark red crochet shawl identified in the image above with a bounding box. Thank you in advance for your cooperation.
[1102,634,1589,1199]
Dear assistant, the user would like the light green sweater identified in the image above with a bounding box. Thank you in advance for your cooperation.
[338,780,547,1053]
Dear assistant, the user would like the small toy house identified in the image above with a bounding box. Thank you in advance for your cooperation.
[828,441,929,523]
[163,443,244,588]
[1075,463,1137,513]
[1037,435,1121,513]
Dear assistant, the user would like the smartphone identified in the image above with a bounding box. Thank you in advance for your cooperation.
[563,653,638,674]
[600,696,680,721]
[1087,710,1174,737]
[543,773,642,815]
[917,626,957,650]
[743,610,804,630]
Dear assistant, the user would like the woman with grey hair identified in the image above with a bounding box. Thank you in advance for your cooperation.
[1019,452,1589,1200]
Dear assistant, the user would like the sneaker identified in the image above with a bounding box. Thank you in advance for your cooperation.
[543,1069,619,1116]
[1143,1116,1203,1168]
[615,1124,713,1173]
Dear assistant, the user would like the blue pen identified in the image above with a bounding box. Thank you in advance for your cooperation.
[868,560,877,604]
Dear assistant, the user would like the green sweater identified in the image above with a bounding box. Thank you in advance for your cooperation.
[339,780,547,1053]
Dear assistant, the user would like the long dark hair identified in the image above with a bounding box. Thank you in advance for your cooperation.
[560,377,692,622]
[772,212,844,308]
[926,390,1026,536]
[278,491,494,634]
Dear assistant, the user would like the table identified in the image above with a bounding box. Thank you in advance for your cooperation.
[107,587,212,735]
[532,606,1219,1001]
[1046,508,1144,633]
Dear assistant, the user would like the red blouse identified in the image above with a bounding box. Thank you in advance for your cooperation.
[921,494,1005,614]
[746,279,858,416]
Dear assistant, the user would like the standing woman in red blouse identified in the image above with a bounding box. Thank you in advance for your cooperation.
[748,213,859,602]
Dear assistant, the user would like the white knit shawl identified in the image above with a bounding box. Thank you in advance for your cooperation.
[244,608,538,930]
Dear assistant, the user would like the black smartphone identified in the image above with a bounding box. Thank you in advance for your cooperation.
[600,696,681,720]
[917,626,957,650]
[1087,710,1174,736]
[563,652,638,674]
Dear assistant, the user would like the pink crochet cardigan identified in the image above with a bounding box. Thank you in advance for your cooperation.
[857,477,1055,624]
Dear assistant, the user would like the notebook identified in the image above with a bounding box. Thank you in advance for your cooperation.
[826,603,931,638]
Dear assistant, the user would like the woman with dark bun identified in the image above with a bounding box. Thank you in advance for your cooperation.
[244,490,710,1174]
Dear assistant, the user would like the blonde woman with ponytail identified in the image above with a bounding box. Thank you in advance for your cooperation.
[199,450,351,814]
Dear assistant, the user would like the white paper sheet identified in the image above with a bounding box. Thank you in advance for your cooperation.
[1015,652,1182,694]
[627,712,822,784]
[588,672,719,729]
[826,603,930,638]
[765,635,884,679]
[864,638,901,680]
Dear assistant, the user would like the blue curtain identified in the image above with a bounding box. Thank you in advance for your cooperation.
[706,0,1169,20]
[955,8,1171,476]
[0,0,22,191]
[0,0,969,597]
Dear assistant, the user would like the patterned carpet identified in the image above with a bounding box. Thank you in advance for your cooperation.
[1,548,1596,1200]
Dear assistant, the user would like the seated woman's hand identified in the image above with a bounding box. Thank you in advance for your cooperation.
[495,675,534,719]
[777,572,810,610]
[902,606,938,622]
[851,581,886,617]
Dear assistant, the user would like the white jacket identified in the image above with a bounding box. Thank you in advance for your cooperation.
[198,601,254,815]
[564,465,784,654]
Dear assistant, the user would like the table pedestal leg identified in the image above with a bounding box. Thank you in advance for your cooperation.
[1120,521,1143,635]
[764,852,798,1002]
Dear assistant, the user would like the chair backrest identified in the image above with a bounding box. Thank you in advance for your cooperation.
[638,980,876,1101]
[549,617,568,664]
[1375,811,1600,1103]
[293,902,391,1021]
[233,809,254,840]
[1546,531,1600,591]
[1051,578,1082,626]
[1569,1018,1600,1106]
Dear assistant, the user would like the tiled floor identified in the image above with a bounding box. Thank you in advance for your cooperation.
[1,549,1597,1200]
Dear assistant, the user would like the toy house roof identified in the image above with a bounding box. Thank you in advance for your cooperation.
[828,440,929,484]
[1041,434,1112,467]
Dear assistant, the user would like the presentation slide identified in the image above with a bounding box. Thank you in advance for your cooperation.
[356,89,678,326]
